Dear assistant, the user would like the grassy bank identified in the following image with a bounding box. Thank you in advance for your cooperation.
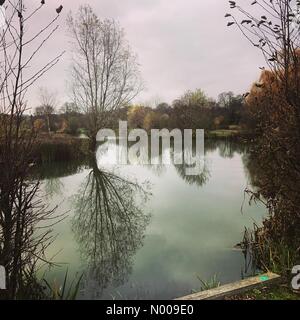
[205,129,254,139]
[227,283,300,300]
[32,131,254,165]
[34,133,89,163]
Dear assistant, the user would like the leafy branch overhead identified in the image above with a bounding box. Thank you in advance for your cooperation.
[225,0,300,69]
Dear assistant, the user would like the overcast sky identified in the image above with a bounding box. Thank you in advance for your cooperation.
[25,0,266,110]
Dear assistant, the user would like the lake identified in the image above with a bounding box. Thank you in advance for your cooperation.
[38,139,265,300]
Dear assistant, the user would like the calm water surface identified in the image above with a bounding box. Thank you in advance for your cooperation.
[39,140,265,300]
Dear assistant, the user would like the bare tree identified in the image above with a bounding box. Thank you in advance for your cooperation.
[35,87,58,133]
[59,102,79,115]
[0,0,64,299]
[218,91,234,108]
[67,5,143,149]
[226,0,300,107]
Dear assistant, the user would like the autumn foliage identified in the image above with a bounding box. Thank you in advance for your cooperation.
[244,50,300,272]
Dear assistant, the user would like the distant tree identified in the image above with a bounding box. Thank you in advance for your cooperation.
[143,111,161,131]
[159,113,170,129]
[60,102,79,115]
[218,92,234,108]
[176,89,210,108]
[67,117,81,135]
[218,92,244,124]
[35,87,58,133]
[171,89,215,130]
[156,102,171,114]
[213,116,225,129]
[57,119,68,133]
[127,106,148,129]
[33,119,46,132]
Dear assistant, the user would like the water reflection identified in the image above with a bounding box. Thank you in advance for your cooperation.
[97,138,210,187]
[38,139,248,190]
[174,162,210,187]
[71,157,151,299]
[36,160,89,198]
[37,139,263,300]
[205,139,249,158]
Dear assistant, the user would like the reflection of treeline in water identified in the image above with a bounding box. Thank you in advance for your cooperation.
[33,159,89,181]
[204,139,249,158]
[39,140,249,193]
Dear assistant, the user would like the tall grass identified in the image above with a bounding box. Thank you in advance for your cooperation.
[35,140,88,163]
[193,274,221,292]
[43,270,83,300]
[242,223,298,276]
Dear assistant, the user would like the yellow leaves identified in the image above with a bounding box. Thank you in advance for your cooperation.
[143,111,160,131]
[127,105,148,129]
[213,116,225,129]
[34,118,46,132]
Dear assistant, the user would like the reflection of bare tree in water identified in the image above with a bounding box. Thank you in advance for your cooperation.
[43,178,64,199]
[171,143,210,187]
[72,158,150,298]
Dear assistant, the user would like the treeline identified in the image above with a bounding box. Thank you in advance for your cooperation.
[32,89,255,135]
[126,90,253,132]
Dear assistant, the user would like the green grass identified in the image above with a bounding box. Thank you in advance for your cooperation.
[192,274,221,292]
[34,133,89,163]
[43,269,83,300]
[238,285,300,300]
[226,282,300,300]
[208,129,240,138]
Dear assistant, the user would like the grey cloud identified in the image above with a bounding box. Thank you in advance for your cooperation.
[24,0,265,109]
